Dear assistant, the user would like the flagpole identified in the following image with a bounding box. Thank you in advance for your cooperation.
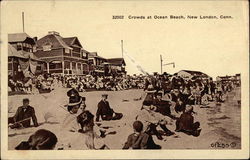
[22,12,25,32]
[160,55,163,74]
[121,40,123,58]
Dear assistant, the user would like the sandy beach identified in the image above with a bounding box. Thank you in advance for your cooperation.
[8,87,241,150]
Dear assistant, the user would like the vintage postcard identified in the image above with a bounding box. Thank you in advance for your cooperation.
[1,0,249,159]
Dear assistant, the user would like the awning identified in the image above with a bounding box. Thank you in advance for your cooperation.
[8,44,27,59]
[18,50,43,62]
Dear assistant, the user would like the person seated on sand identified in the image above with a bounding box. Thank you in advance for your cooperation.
[136,105,175,140]
[123,121,161,149]
[9,98,38,129]
[77,110,109,149]
[174,97,186,114]
[96,94,123,122]
[142,83,157,106]
[58,89,108,150]
[175,105,201,137]
[152,92,174,118]
[15,129,58,150]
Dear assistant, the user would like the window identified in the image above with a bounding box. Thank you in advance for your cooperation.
[43,45,51,51]
[72,62,76,69]
[77,63,81,70]
[88,59,94,65]
[64,61,70,69]
[33,46,37,52]
[17,43,22,51]
[36,66,42,70]
[49,62,62,69]
[82,64,88,71]
[65,48,70,54]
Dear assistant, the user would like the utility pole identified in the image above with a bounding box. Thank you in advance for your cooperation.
[161,54,175,74]
[160,54,163,74]
[121,40,124,58]
[22,12,25,32]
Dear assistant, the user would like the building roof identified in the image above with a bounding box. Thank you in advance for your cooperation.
[36,32,72,50]
[8,33,35,44]
[88,52,98,57]
[82,49,90,53]
[8,43,26,59]
[63,37,83,48]
[217,75,236,79]
[88,52,106,59]
[8,43,41,61]
[62,37,75,46]
[107,58,126,66]
[179,70,207,76]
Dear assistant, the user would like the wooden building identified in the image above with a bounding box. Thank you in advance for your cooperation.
[34,31,89,75]
[216,74,241,86]
[88,52,107,76]
[106,58,126,76]
[176,70,210,80]
[8,33,44,80]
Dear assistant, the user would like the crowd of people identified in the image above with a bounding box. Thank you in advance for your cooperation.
[64,74,145,91]
[8,73,146,94]
[8,72,239,150]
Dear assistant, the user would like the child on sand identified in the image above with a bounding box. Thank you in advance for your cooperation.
[123,121,161,149]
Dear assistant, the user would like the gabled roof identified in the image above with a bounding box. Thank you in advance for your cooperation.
[82,49,90,53]
[107,58,126,66]
[88,52,98,57]
[8,33,35,44]
[37,34,72,50]
[8,43,41,61]
[180,70,207,76]
[88,52,106,59]
[63,37,83,48]
[8,43,26,59]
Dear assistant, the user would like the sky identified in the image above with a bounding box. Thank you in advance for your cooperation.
[1,0,248,79]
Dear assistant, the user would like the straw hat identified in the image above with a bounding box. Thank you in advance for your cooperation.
[66,88,85,106]
[145,84,156,93]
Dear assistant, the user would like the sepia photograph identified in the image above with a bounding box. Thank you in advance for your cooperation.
[1,0,249,159]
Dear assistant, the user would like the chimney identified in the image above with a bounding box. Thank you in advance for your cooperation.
[33,37,38,42]
[48,31,60,36]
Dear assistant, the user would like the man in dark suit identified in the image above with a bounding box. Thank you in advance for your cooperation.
[96,94,123,121]
[153,92,172,117]
[9,98,38,128]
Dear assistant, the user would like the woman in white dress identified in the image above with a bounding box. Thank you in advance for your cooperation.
[57,89,107,150]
